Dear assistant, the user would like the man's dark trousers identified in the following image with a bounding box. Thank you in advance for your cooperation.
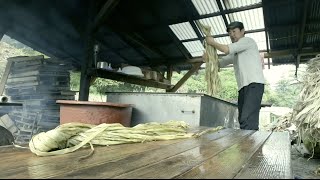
[238,83,264,130]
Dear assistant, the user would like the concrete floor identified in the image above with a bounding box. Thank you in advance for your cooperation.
[291,145,320,179]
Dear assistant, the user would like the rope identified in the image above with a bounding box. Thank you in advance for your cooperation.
[29,120,224,157]
[197,22,221,96]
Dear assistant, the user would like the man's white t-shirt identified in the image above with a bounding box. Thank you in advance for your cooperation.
[219,37,266,91]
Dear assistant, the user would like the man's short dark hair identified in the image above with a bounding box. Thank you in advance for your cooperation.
[226,21,244,32]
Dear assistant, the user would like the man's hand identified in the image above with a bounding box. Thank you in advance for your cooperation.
[205,36,230,54]
[202,51,208,61]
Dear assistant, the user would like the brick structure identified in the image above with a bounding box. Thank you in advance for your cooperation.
[3,56,75,143]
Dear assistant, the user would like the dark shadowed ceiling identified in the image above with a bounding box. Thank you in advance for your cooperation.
[0,0,319,72]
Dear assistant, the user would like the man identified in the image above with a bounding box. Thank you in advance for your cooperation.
[203,21,265,130]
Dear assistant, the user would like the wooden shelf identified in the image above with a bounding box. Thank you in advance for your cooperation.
[88,68,173,90]
[0,102,23,106]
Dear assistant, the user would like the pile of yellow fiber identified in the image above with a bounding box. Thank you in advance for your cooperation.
[291,54,320,158]
[29,120,223,157]
[197,22,221,96]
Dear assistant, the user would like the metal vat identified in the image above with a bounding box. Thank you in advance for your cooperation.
[106,92,239,128]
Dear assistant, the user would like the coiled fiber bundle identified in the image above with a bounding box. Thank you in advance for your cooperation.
[29,120,223,157]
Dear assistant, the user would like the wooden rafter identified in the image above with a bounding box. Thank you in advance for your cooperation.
[262,0,271,69]
[148,3,191,61]
[217,0,229,27]
[120,32,167,59]
[200,2,262,20]
[181,28,265,43]
[88,68,173,90]
[151,48,320,68]
[182,1,204,44]
[296,0,311,68]
[92,0,120,34]
[167,62,203,92]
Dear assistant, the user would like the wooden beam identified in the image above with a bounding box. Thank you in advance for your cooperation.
[167,29,191,60]
[92,0,120,33]
[217,0,229,27]
[153,48,319,68]
[297,0,310,68]
[120,32,168,58]
[167,62,203,92]
[148,2,191,63]
[88,69,173,90]
[264,48,320,58]
[190,21,204,44]
[167,65,173,83]
[181,28,265,43]
[266,32,271,69]
[200,3,262,20]
[182,1,205,44]
[262,0,271,69]
[97,39,129,64]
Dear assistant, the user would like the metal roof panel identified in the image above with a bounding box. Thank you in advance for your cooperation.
[246,31,267,50]
[224,0,262,9]
[182,40,204,57]
[197,16,227,35]
[228,8,264,31]
[191,0,220,15]
[169,22,198,40]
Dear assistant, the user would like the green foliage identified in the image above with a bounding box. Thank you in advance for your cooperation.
[172,70,206,93]
[216,68,238,101]
[70,71,81,91]
[271,79,302,107]
[262,83,278,105]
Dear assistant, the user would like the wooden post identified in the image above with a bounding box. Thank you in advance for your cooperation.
[0,33,4,40]
[79,3,95,101]
[167,63,202,92]
[0,25,7,41]
[79,1,119,101]
[166,65,173,84]
[79,39,94,101]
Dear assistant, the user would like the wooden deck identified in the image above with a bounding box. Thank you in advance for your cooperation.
[0,128,292,179]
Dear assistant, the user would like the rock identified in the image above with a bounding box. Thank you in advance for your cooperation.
[0,125,14,146]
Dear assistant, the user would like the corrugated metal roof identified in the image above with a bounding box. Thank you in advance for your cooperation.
[215,36,232,54]
[182,40,204,57]
[305,0,320,47]
[197,16,227,35]
[215,36,232,44]
[169,22,198,40]
[224,0,262,9]
[171,0,266,58]
[191,0,220,15]
[228,8,264,31]
[245,32,266,50]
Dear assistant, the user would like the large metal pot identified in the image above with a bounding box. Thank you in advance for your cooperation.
[97,61,108,69]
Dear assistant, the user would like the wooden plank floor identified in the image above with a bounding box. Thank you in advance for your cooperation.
[0,127,293,179]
